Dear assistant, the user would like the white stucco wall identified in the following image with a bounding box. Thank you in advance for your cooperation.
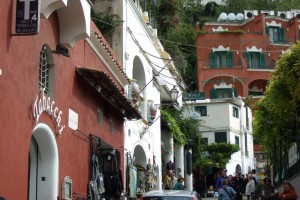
[121,0,180,190]
[185,98,255,175]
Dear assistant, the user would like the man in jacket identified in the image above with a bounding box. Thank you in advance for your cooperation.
[216,168,228,192]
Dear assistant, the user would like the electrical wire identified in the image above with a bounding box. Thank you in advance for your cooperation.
[91,16,292,54]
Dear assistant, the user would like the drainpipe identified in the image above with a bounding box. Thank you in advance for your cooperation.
[240,98,245,173]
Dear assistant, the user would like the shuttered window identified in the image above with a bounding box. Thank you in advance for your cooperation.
[210,51,234,68]
[210,88,237,99]
[244,52,266,69]
[266,26,285,43]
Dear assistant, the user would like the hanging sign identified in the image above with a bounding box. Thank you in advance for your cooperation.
[32,88,65,135]
[15,0,40,34]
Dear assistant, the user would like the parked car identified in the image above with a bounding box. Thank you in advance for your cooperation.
[141,190,201,200]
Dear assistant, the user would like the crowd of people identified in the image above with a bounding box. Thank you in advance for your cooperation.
[215,168,297,200]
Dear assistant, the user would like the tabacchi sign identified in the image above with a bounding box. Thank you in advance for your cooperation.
[15,0,40,34]
[33,89,65,135]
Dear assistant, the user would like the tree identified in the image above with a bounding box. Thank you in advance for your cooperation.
[156,0,182,36]
[163,108,240,170]
[253,42,300,151]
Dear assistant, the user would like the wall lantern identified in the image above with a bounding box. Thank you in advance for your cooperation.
[170,86,179,103]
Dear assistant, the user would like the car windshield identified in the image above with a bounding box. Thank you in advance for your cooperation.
[143,197,191,200]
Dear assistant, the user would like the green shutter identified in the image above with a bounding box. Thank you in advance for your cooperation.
[260,53,266,68]
[226,51,233,68]
[210,52,216,68]
[210,89,218,99]
[244,52,250,68]
[266,26,269,35]
[279,28,285,42]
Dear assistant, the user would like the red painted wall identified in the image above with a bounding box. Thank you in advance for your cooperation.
[0,2,124,199]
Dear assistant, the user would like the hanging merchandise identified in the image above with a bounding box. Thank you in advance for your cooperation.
[103,150,123,200]
[88,136,105,200]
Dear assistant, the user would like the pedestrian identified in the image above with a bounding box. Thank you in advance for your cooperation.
[216,168,228,192]
[228,175,234,187]
[242,174,248,196]
[218,179,237,200]
[260,177,277,200]
[277,181,297,200]
[173,177,184,190]
[232,172,243,200]
[245,174,256,200]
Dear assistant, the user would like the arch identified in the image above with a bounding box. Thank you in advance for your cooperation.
[28,123,59,200]
[41,0,91,47]
[203,75,244,97]
[132,56,147,118]
[235,164,242,174]
[41,0,67,18]
[203,74,244,88]
[133,144,147,166]
[248,79,268,96]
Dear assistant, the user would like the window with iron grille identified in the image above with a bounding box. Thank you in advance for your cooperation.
[215,132,227,143]
[39,45,54,97]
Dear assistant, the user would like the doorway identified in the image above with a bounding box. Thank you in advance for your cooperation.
[28,123,59,200]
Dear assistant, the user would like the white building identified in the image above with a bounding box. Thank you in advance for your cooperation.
[94,0,184,193]
[185,97,255,175]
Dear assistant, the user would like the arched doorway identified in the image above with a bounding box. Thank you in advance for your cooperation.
[235,164,242,174]
[133,145,147,192]
[28,123,59,200]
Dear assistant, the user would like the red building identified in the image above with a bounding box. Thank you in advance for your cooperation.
[0,1,140,199]
[196,12,300,99]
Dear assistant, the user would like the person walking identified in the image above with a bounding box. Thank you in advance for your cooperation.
[232,172,243,200]
[218,179,237,200]
[216,168,228,192]
[277,181,297,200]
[245,174,256,200]
[260,177,277,200]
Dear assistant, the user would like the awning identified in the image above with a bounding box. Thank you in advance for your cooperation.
[76,68,142,120]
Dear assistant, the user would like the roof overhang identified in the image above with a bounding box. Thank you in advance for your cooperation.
[76,68,142,120]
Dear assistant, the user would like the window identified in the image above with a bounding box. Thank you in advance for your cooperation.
[233,107,239,118]
[266,26,285,43]
[235,136,240,147]
[245,133,248,156]
[195,106,207,116]
[244,52,266,69]
[210,88,237,99]
[215,132,227,143]
[210,51,233,68]
[39,44,54,97]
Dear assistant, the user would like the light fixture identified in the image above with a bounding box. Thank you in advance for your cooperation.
[170,86,179,102]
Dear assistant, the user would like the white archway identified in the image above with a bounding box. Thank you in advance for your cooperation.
[28,123,59,200]
[133,144,147,166]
